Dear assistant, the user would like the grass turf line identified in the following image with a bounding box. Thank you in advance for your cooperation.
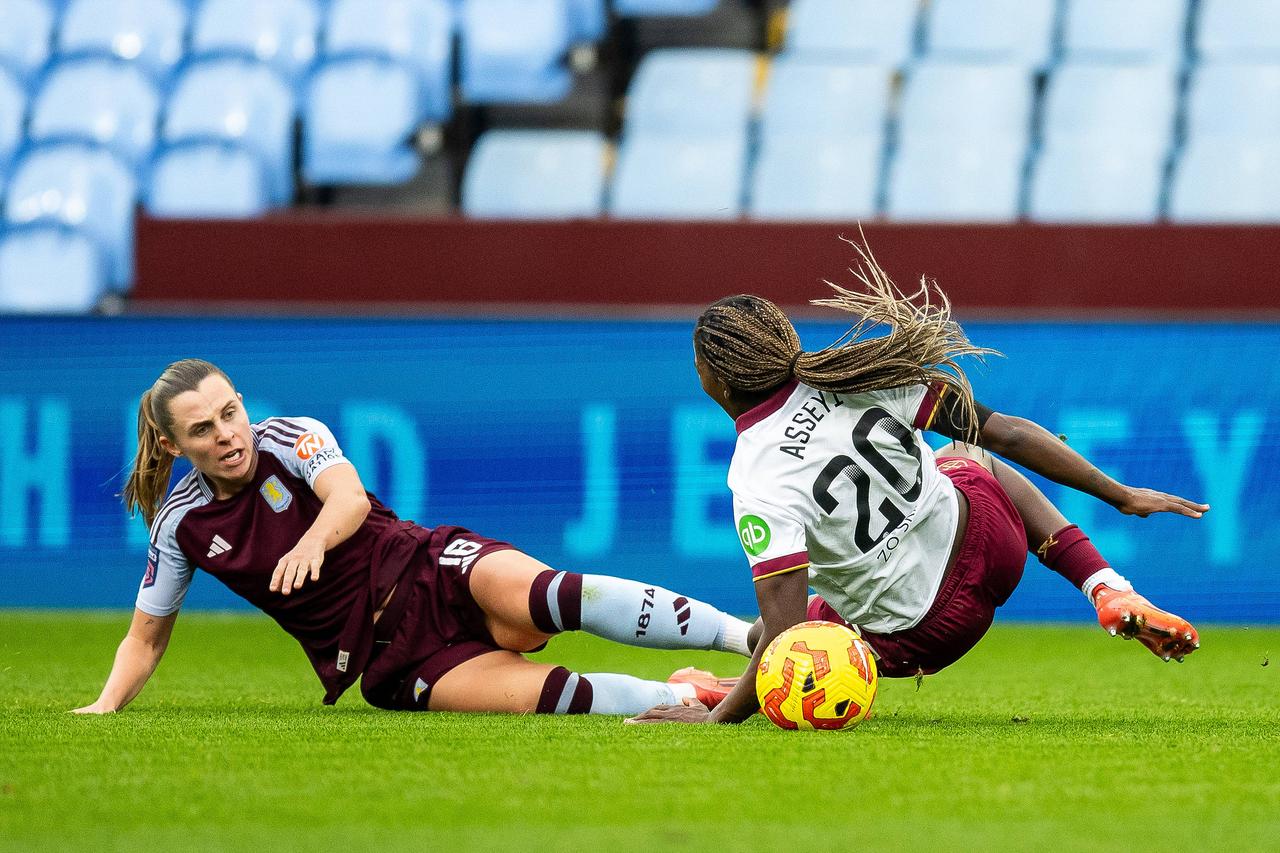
[1,611,1277,852]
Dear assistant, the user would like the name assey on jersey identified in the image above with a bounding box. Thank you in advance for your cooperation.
[779,391,843,460]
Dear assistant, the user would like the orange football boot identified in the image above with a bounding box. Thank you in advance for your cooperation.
[1093,586,1200,662]
[667,667,740,709]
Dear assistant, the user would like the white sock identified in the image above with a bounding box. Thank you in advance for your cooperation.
[1082,567,1133,602]
[576,574,752,653]
[583,673,685,715]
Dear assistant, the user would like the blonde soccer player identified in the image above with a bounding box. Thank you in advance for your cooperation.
[75,359,751,717]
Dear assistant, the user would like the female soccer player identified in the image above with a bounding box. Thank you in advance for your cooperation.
[73,359,750,716]
[630,240,1206,725]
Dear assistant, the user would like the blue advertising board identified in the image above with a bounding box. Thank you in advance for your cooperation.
[1,316,1276,622]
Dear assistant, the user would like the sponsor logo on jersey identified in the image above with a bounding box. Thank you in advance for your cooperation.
[337,650,350,673]
[206,534,233,559]
[259,475,293,513]
[738,515,772,556]
[413,677,429,703]
[293,432,325,460]
[143,545,159,588]
[304,447,341,476]
[937,458,970,473]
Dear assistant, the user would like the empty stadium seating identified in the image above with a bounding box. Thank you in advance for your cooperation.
[1029,137,1167,223]
[749,136,881,220]
[1185,63,1280,141]
[924,0,1057,69]
[758,58,892,145]
[1062,0,1188,65]
[145,140,271,218]
[0,69,23,176]
[324,0,454,123]
[784,0,920,67]
[624,48,757,137]
[162,57,296,204]
[460,0,574,103]
[57,0,188,83]
[887,137,1026,221]
[191,0,320,85]
[0,223,109,312]
[0,0,56,86]
[28,57,161,170]
[614,0,719,15]
[1169,140,1280,222]
[1196,0,1280,62]
[302,55,422,186]
[462,130,607,218]
[1042,63,1180,141]
[609,136,746,219]
[4,142,137,286]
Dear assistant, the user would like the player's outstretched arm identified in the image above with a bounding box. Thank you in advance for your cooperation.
[270,463,371,595]
[72,609,177,714]
[961,409,1208,520]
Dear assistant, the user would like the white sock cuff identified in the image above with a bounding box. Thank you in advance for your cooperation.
[1082,568,1132,601]
[716,616,752,657]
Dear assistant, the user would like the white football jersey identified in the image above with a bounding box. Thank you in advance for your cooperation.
[728,380,959,633]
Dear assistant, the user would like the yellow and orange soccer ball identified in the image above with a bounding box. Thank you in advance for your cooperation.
[756,620,878,731]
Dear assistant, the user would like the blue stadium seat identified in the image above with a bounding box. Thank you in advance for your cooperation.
[28,58,160,170]
[162,57,296,204]
[1042,63,1179,142]
[1185,63,1280,141]
[567,0,606,41]
[3,143,137,285]
[886,137,1026,221]
[609,136,746,219]
[898,62,1033,139]
[1028,138,1166,222]
[1062,0,1188,65]
[1169,140,1280,222]
[625,49,757,137]
[462,130,607,218]
[460,0,573,103]
[785,0,921,68]
[191,0,321,84]
[1196,0,1280,62]
[748,136,881,220]
[145,140,271,218]
[614,0,718,15]
[325,0,453,123]
[0,223,109,312]
[0,69,24,175]
[302,55,421,186]
[925,0,1057,69]
[759,58,892,147]
[57,0,188,83]
[0,0,55,86]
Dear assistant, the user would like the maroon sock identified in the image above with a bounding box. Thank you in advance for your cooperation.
[1035,524,1109,590]
[527,570,584,634]
[535,666,593,714]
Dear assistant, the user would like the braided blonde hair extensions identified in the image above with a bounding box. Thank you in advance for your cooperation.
[694,233,996,442]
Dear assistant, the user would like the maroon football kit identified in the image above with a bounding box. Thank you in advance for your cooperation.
[137,417,513,705]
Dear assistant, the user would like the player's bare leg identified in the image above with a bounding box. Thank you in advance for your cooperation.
[468,550,752,656]
[936,442,1199,661]
[426,650,718,715]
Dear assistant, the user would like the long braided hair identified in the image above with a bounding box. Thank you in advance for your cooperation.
[122,359,235,528]
[693,235,995,442]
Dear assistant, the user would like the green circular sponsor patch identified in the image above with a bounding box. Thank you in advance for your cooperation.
[737,515,772,556]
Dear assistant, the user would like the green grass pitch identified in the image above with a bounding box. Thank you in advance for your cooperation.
[2,612,1277,852]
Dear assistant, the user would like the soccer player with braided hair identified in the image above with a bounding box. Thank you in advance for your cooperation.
[74,359,753,717]
[630,237,1206,725]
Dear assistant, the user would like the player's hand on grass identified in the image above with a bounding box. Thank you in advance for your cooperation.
[1112,486,1208,519]
[270,538,325,595]
[625,699,711,725]
[70,703,114,715]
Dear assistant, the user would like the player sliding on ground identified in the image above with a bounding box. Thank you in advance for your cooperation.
[73,359,751,717]
[630,238,1206,725]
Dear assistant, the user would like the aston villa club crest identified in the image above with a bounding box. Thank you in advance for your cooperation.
[259,475,293,513]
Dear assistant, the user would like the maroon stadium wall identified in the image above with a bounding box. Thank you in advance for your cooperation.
[133,217,1279,316]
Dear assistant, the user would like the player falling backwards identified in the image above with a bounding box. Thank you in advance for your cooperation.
[631,237,1205,725]
[74,359,751,716]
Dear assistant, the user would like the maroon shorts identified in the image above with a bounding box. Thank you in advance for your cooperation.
[806,456,1027,678]
[360,525,516,710]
